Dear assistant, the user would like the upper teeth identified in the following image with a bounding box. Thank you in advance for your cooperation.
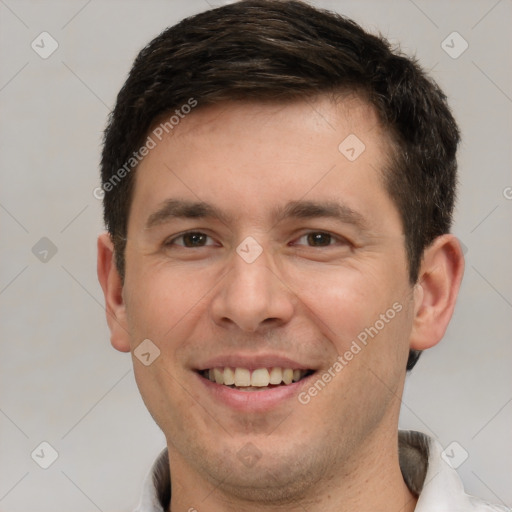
[206,367,307,387]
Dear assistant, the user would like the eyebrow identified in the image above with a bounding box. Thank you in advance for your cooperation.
[272,200,368,230]
[145,199,230,229]
[144,198,368,231]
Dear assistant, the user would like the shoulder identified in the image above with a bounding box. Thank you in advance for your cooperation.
[399,430,510,512]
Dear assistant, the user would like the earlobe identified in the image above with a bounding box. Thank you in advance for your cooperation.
[409,235,465,351]
[97,232,131,353]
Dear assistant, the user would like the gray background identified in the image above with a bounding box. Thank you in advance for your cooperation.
[0,0,511,510]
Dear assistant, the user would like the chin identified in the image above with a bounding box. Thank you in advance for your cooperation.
[210,464,319,504]
[191,440,328,504]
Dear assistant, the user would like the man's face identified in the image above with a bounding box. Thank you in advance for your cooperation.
[118,97,416,498]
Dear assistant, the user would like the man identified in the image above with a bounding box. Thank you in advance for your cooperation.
[96,1,504,511]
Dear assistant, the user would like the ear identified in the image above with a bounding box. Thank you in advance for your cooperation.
[97,232,131,352]
[409,234,465,351]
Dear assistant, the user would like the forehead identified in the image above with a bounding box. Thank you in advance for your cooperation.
[130,95,399,232]
[165,94,384,144]
[137,95,390,185]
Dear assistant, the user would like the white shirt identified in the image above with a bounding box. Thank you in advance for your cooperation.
[134,430,509,512]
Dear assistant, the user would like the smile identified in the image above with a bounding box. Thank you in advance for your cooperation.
[199,367,314,391]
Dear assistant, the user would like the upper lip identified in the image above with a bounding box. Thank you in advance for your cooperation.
[195,353,316,371]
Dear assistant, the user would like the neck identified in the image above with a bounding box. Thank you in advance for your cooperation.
[166,429,417,512]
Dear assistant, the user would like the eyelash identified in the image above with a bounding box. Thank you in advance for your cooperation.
[163,230,349,249]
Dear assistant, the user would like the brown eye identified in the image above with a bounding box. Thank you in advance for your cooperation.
[306,232,333,246]
[293,231,350,249]
[166,231,214,248]
[182,232,208,247]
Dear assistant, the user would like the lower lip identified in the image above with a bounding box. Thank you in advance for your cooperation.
[196,373,314,412]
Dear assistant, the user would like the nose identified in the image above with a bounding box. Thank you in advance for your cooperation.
[210,245,295,333]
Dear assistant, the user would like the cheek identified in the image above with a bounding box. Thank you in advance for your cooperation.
[132,359,212,447]
[289,263,396,346]
[290,260,413,388]
[124,261,219,343]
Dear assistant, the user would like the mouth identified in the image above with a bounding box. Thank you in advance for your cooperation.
[198,367,315,392]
